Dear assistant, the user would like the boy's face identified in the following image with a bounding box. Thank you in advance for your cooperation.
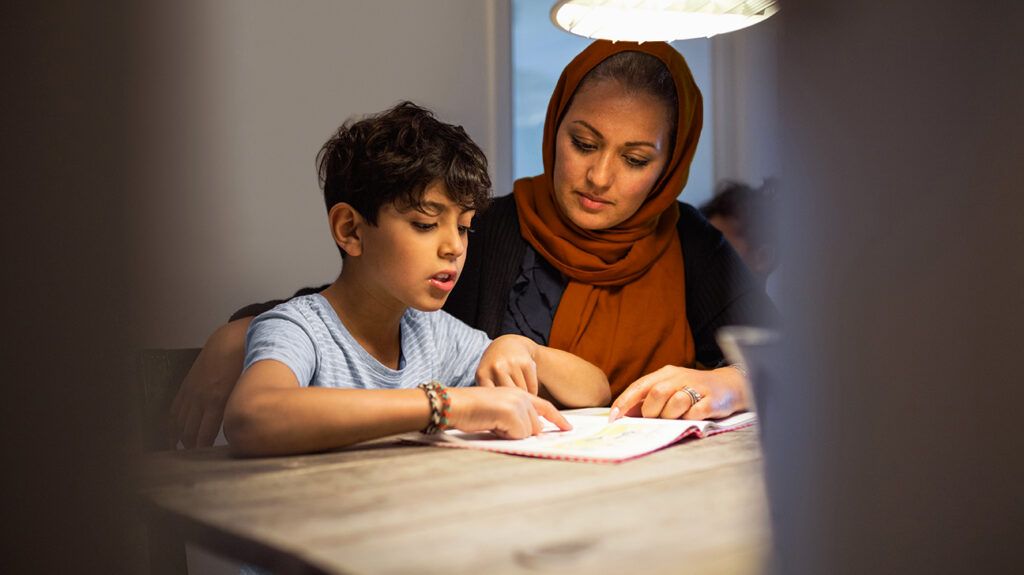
[358,182,475,312]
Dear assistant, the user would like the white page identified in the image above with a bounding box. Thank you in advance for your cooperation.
[408,408,756,463]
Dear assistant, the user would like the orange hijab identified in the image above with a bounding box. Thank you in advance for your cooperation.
[514,40,703,397]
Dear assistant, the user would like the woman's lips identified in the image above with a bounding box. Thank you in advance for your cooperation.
[576,191,612,212]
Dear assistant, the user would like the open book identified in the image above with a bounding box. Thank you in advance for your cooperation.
[403,408,756,464]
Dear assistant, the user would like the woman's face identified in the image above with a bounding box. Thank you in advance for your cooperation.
[552,79,672,230]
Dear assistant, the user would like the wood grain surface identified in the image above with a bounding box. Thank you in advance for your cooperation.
[136,428,770,574]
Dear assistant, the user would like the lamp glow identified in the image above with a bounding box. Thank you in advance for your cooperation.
[551,0,779,42]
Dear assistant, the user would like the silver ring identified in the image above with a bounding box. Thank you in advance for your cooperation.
[682,386,703,405]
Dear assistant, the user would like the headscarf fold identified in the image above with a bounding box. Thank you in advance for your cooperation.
[514,40,703,397]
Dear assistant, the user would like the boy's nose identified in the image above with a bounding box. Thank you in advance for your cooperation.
[438,226,465,260]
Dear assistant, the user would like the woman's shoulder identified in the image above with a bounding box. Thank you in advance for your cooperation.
[675,200,728,257]
[676,200,717,236]
[472,192,522,244]
[477,193,518,223]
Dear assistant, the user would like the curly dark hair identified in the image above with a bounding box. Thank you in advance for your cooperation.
[317,101,491,226]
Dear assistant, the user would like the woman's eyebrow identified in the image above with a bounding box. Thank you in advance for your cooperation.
[572,120,604,139]
[624,140,658,149]
[571,120,657,149]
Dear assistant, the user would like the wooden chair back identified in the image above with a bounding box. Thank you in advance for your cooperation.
[136,348,201,451]
[136,347,201,575]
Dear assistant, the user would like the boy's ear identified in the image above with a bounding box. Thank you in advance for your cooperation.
[329,202,364,257]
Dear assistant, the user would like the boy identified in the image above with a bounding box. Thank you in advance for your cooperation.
[224,102,610,456]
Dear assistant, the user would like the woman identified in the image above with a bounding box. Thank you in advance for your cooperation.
[170,40,775,448]
[446,40,774,422]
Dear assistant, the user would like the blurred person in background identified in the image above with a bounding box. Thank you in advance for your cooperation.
[700,180,779,298]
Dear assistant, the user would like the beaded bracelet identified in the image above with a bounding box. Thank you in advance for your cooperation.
[417,381,451,434]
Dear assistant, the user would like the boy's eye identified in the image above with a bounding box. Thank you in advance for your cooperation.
[412,222,437,231]
[570,136,597,153]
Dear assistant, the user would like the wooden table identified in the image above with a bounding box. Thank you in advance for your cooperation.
[137,427,770,574]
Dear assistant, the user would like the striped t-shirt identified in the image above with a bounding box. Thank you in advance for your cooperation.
[244,293,490,389]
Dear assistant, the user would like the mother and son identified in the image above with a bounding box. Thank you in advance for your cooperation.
[170,40,777,455]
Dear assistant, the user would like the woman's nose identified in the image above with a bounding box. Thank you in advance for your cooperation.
[586,152,614,190]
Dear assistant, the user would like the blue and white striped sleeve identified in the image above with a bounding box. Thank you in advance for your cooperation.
[244,310,318,387]
[432,311,491,388]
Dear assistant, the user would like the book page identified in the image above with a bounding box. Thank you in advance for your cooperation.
[406,408,756,463]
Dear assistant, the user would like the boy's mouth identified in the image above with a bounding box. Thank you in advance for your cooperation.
[428,271,458,293]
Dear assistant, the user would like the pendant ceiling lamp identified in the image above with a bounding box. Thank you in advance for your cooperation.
[551,0,779,42]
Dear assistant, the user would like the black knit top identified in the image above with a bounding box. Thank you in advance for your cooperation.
[443,194,778,368]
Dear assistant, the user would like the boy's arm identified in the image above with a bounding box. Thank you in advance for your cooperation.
[476,335,611,409]
[224,359,572,457]
[224,360,432,456]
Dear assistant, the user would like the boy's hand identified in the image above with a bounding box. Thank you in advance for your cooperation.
[447,387,571,439]
[475,334,541,395]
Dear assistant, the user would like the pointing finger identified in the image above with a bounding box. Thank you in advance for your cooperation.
[611,373,657,418]
[531,397,572,431]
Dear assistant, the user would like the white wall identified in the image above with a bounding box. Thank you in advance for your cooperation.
[132,0,511,348]
[711,14,780,188]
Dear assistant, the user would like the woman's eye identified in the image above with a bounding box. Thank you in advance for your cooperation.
[624,155,651,168]
[412,222,437,231]
[571,136,597,153]
[458,225,474,235]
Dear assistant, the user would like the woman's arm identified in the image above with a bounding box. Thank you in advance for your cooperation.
[169,317,251,448]
[225,359,572,457]
[475,334,611,409]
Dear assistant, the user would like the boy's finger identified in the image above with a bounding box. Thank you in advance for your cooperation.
[531,398,572,431]
[524,361,539,396]
[528,405,544,435]
[509,369,527,391]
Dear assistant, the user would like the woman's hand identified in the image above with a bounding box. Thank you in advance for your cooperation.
[448,387,571,439]
[609,365,749,421]
[169,318,251,448]
[475,334,540,395]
